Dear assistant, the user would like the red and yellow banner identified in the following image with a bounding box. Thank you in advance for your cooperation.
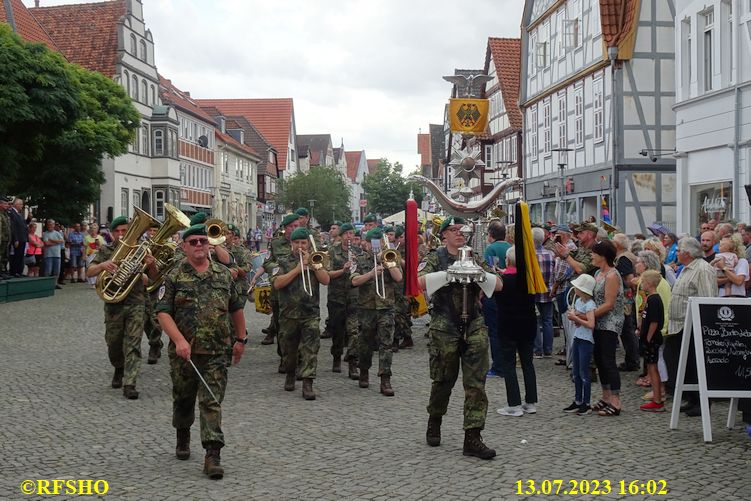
[448,98,489,133]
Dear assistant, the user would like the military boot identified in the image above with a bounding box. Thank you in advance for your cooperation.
[277,361,286,374]
[147,344,161,364]
[175,428,190,460]
[203,449,224,479]
[348,360,359,380]
[332,356,342,373]
[284,372,295,391]
[426,416,442,447]
[462,429,496,460]
[380,375,394,396]
[123,385,139,400]
[111,367,124,389]
[358,368,369,388]
[261,333,275,345]
[398,336,414,349]
[302,379,316,400]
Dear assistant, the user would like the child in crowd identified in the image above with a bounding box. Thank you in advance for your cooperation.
[638,270,665,412]
[563,274,597,416]
[712,238,739,297]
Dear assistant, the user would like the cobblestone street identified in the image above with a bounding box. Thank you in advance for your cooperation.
[1,285,749,500]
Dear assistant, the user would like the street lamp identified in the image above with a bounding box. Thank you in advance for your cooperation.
[308,199,316,221]
[552,148,573,224]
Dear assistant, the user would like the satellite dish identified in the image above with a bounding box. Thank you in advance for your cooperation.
[197,135,208,148]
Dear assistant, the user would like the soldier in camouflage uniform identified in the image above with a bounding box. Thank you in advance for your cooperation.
[87,216,158,399]
[417,217,501,459]
[227,227,252,308]
[0,198,10,277]
[554,222,597,279]
[268,227,330,400]
[295,207,321,247]
[392,225,414,349]
[351,228,403,396]
[156,224,247,480]
[143,225,165,364]
[326,223,360,378]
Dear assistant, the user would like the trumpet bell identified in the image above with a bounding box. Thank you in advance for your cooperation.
[205,218,228,246]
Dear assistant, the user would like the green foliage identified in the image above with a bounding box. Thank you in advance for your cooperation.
[361,159,423,217]
[0,25,140,224]
[279,167,352,228]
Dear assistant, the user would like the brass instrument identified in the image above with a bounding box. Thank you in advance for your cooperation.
[206,218,228,246]
[96,204,190,303]
[378,236,399,267]
[308,235,328,270]
[373,237,399,300]
[145,205,192,293]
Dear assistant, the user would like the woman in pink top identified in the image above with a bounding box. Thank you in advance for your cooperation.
[25,222,44,277]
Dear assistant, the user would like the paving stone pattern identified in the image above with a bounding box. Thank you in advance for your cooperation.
[1,284,750,500]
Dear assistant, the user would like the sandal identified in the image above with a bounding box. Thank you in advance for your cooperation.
[598,403,621,416]
[635,377,651,387]
[592,399,608,412]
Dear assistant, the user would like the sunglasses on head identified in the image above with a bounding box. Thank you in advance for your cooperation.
[186,238,209,247]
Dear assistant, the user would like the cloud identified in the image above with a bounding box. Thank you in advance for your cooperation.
[29,0,524,170]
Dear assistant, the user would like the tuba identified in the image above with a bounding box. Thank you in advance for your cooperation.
[96,204,190,303]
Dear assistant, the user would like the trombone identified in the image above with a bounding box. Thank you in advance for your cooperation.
[374,236,399,299]
[301,235,327,296]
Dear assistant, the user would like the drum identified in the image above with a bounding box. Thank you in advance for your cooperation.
[410,293,429,318]
[253,284,272,314]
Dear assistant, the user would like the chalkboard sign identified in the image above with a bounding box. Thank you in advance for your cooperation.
[698,303,751,392]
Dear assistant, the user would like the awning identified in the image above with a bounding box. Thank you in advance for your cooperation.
[180,204,199,214]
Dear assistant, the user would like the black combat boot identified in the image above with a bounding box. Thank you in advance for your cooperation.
[147,345,160,364]
[348,360,359,380]
[380,375,394,396]
[426,416,442,447]
[261,333,275,345]
[284,372,295,391]
[175,428,190,460]
[203,449,224,479]
[277,361,286,374]
[123,385,139,400]
[463,428,496,459]
[302,378,316,400]
[399,336,414,349]
[332,356,342,373]
[358,368,369,388]
[111,367,124,389]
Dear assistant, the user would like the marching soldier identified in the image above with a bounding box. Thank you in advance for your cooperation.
[351,228,403,396]
[393,225,414,349]
[326,223,360,378]
[295,207,321,245]
[329,220,342,245]
[227,225,252,308]
[156,224,247,480]
[268,227,330,400]
[362,213,377,233]
[417,217,502,460]
[143,224,165,364]
[0,198,10,277]
[87,216,158,399]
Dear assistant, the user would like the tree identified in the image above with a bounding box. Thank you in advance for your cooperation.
[0,25,140,224]
[361,159,423,218]
[278,167,352,228]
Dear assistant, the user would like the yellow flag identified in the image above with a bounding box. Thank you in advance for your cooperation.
[448,98,489,133]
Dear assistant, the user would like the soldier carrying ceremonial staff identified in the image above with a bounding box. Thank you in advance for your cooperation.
[156,224,247,480]
[268,227,330,400]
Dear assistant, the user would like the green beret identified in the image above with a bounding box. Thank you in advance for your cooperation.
[281,213,300,227]
[231,226,240,237]
[339,223,355,233]
[363,213,377,223]
[295,207,310,217]
[190,212,207,225]
[365,228,383,241]
[394,225,404,238]
[439,216,466,234]
[384,226,395,234]
[182,224,207,240]
[290,227,310,241]
[110,216,127,230]
[354,230,361,237]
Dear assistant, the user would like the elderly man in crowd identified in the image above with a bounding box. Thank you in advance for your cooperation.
[665,237,718,417]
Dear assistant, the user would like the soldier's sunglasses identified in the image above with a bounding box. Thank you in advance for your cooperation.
[186,238,209,247]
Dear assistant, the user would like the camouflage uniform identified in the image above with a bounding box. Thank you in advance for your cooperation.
[393,247,413,344]
[351,248,400,377]
[263,237,292,359]
[228,242,252,306]
[0,208,10,274]
[327,242,359,363]
[268,253,322,379]
[144,289,164,351]
[92,244,146,387]
[419,247,493,430]
[155,260,243,449]
[571,245,595,278]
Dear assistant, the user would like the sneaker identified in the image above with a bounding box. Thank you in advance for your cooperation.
[576,404,592,415]
[522,403,537,414]
[533,352,543,359]
[486,369,499,378]
[497,405,524,417]
[563,401,580,413]
[640,401,665,412]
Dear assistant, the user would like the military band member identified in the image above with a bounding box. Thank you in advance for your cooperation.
[156,224,246,480]
[327,223,360,378]
[351,228,403,396]
[87,216,158,399]
[329,220,342,245]
[227,226,252,308]
[361,213,377,233]
[352,229,362,250]
[393,225,414,349]
[144,224,165,364]
[269,227,330,400]
[417,217,502,460]
[295,207,321,246]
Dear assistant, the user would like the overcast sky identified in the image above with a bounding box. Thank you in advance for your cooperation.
[29,0,524,171]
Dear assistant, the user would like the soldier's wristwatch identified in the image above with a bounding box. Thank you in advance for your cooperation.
[234,337,248,345]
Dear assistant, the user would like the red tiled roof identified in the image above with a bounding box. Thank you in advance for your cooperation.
[159,75,215,124]
[485,37,522,129]
[366,159,381,174]
[30,0,126,77]
[215,130,259,158]
[345,151,363,182]
[196,98,294,172]
[600,0,640,58]
[417,133,431,166]
[1,0,59,50]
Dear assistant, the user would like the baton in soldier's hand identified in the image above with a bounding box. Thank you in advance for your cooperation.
[188,358,220,406]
